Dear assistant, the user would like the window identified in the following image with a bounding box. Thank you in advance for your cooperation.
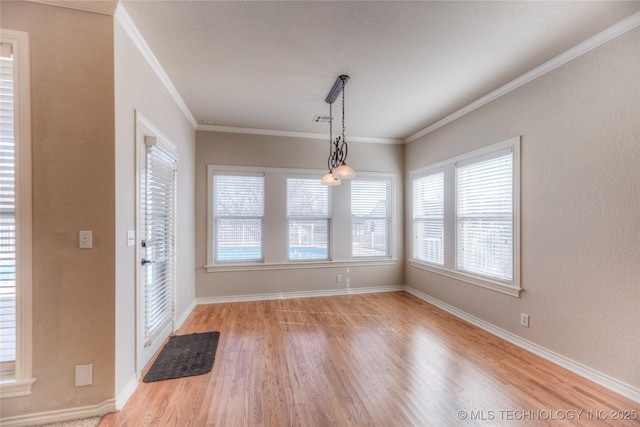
[213,173,264,262]
[206,166,397,270]
[0,30,34,396]
[351,178,391,257]
[287,177,330,261]
[412,172,444,265]
[457,153,513,283]
[410,137,520,296]
[0,37,17,381]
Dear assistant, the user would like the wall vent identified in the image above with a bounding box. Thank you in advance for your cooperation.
[313,115,333,123]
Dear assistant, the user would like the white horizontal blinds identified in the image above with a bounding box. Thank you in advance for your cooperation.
[0,44,16,365]
[214,173,264,262]
[412,172,444,265]
[144,145,176,346]
[351,178,391,257]
[287,177,330,260]
[456,150,513,283]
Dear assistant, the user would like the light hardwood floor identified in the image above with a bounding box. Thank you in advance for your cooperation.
[99,292,639,426]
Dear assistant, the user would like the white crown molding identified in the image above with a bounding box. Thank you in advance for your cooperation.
[198,125,403,145]
[405,10,640,143]
[405,287,640,403]
[24,0,117,15]
[115,4,198,129]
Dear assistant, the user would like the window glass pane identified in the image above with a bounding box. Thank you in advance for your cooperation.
[456,152,513,282]
[287,178,329,260]
[214,174,264,262]
[288,220,329,260]
[143,145,176,344]
[351,179,391,257]
[287,178,329,217]
[412,172,444,264]
[214,175,264,217]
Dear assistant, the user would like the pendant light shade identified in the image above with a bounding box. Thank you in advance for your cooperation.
[321,172,341,185]
[332,164,356,180]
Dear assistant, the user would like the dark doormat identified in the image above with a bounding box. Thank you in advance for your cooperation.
[143,331,220,383]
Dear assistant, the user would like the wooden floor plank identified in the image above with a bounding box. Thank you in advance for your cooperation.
[100,291,639,426]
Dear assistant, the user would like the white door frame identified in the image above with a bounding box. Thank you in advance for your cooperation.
[134,110,179,376]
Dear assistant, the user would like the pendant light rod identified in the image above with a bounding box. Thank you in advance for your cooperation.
[325,75,350,104]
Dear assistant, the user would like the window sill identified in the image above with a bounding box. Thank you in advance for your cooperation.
[206,258,398,273]
[0,377,37,398]
[408,259,522,297]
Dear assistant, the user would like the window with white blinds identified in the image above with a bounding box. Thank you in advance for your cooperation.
[0,42,16,370]
[287,177,330,260]
[351,178,391,258]
[457,152,513,283]
[213,173,264,262]
[0,30,33,393]
[410,137,520,295]
[143,144,177,346]
[412,172,444,265]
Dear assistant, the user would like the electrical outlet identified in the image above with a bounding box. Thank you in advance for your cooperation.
[520,313,529,328]
[336,274,342,283]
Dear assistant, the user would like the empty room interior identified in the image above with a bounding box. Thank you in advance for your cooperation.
[1,0,639,425]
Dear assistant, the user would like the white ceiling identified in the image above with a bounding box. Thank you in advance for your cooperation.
[119,1,639,142]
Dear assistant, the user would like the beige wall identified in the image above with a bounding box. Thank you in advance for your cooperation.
[405,28,640,388]
[114,11,196,402]
[195,132,404,298]
[1,2,116,416]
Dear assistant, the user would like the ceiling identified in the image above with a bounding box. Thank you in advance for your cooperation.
[118,1,639,142]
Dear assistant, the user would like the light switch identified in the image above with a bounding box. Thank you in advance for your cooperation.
[79,231,93,249]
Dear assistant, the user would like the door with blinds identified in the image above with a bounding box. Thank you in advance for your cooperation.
[136,113,179,372]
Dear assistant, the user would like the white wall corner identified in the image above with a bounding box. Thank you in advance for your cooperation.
[175,299,197,331]
[116,374,139,410]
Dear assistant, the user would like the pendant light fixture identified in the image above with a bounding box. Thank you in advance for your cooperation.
[321,75,355,185]
[321,101,341,185]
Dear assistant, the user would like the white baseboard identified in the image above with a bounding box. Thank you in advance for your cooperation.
[0,398,116,427]
[196,285,403,305]
[115,374,139,410]
[404,286,640,404]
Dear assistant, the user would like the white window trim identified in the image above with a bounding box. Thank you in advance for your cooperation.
[0,29,35,397]
[409,137,521,297]
[206,166,398,272]
[208,166,267,266]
